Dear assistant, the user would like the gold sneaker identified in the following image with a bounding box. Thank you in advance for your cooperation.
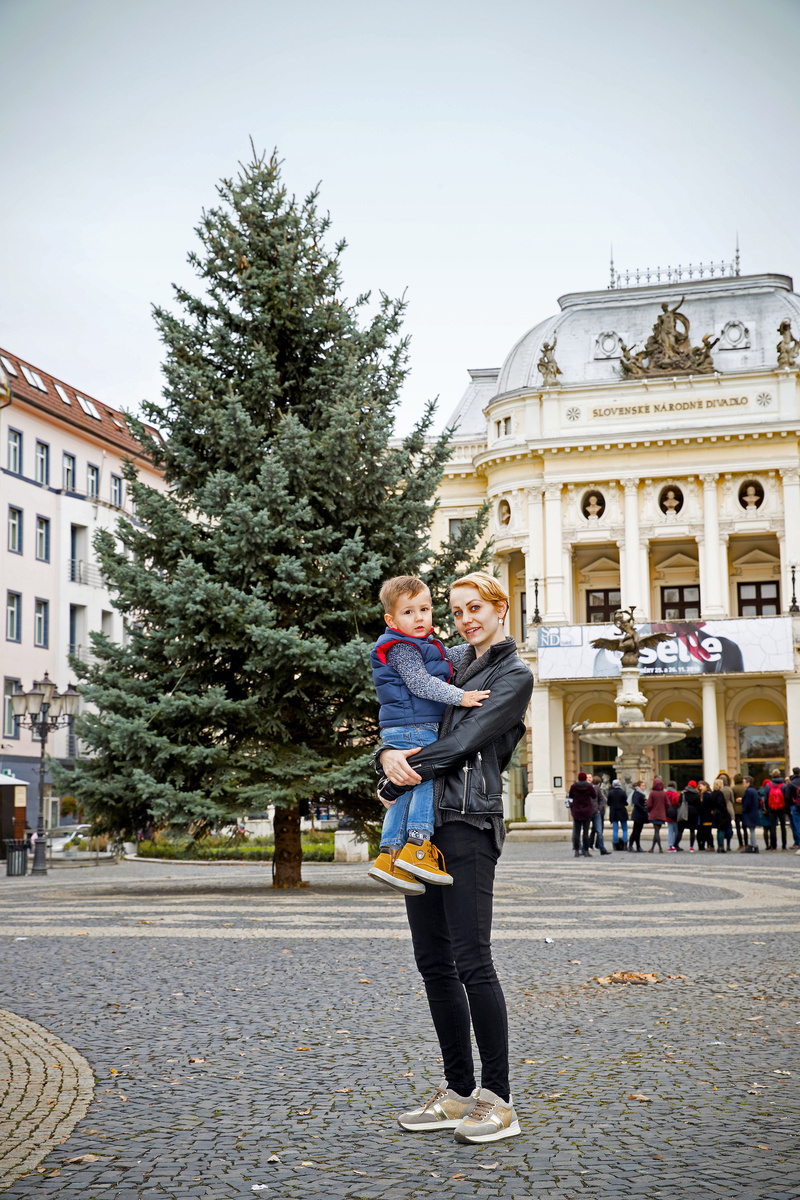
[453,1087,521,1143]
[395,840,453,886]
[367,851,426,895]
[397,1080,478,1131]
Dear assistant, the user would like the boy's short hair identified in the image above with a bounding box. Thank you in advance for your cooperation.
[379,575,430,614]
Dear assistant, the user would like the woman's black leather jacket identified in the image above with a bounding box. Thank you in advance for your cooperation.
[376,639,533,818]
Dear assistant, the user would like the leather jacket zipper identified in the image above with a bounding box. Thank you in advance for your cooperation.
[477,751,486,792]
[461,764,473,813]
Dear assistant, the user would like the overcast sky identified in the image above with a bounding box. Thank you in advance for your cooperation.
[2,0,799,433]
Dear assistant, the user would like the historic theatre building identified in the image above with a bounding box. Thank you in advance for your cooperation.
[433,265,800,821]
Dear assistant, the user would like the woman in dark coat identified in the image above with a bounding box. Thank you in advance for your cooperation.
[681,781,701,851]
[740,776,761,853]
[697,782,715,850]
[568,773,596,858]
[711,783,732,853]
[378,571,533,1144]
[607,779,629,850]
[628,781,648,852]
[646,776,668,853]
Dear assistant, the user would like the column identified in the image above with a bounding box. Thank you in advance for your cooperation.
[701,473,724,615]
[525,485,545,642]
[549,687,567,813]
[786,676,800,774]
[525,682,554,821]
[622,479,640,609]
[702,676,720,784]
[695,532,707,620]
[616,538,626,613]
[780,468,800,610]
[716,685,728,777]
[638,538,651,619]
[495,554,511,617]
[544,483,567,622]
[718,534,730,617]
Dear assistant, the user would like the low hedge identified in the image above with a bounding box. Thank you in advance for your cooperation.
[137,841,334,862]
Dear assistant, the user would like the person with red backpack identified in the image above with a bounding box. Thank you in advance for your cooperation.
[760,768,788,850]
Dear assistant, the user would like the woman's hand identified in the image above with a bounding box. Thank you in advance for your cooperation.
[380,746,423,787]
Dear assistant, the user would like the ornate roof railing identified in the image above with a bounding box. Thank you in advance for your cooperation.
[608,246,740,290]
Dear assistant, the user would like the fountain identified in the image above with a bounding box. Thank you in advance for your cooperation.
[577,608,690,785]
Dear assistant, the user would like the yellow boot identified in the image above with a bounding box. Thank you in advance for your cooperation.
[368,851,426,895]
[395,840,453,886]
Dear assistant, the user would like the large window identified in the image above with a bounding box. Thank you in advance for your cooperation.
[34,599,49,648]
[739,724,785,788]
[3,678,20,738]
[661,585,700,620]
[586,588,621,624]
[6,592,21,642]
[87,464,99,499]
[8,507,22,553]
[578,741,617,783]
[63,452,76,492]
[659,729,704,792]
[110,473,123,507]
[35,440,49,485]
[738,581,780,617]
[7,429,22,474]
[35,516,50,562]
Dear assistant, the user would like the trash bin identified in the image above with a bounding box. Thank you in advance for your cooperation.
[5,838,28,877]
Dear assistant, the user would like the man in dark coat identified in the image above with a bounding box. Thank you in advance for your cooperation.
[568,773,596,859]
[740,776,761,853]
[760,768,788,851]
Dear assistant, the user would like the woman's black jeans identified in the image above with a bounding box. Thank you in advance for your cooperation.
[404,820,509,1102]
[572,817,591,852]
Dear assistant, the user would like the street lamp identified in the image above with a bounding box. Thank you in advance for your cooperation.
[10,673,79,876]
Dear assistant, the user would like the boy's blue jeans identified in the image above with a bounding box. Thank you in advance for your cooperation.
[379,723,439,850]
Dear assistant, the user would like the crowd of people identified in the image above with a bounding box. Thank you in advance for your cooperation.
[566,768,800,857]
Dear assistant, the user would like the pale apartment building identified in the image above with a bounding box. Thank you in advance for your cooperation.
[0,348,163,826]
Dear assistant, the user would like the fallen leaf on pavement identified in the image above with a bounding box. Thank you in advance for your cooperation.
[480,1163,500,1170]
[758,1144,771,1150]
[252,1186,269,1192]
[543,1092,564,1099]
[47,1169,61,1177]
[451,1174,466,1180]
[65,1154,101,1164]
[359,979,371,984]
[295,1047,311,1051]
[301,1161,314,1166]
[297,1107,312,1115]
[335,1088,352,1093]
[628,1093,652,1102]
[189,1057,205,1063]
[266,1154,281,1163]
[596,972,659,986]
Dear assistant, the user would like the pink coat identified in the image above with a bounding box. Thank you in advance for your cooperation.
[646,777,668,822]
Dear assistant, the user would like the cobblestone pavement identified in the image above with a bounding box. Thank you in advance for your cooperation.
[1,846,799,1200]
[0,1008,94,1187]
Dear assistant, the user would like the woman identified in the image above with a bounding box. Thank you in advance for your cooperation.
[376,572,533,1144]
[629,780,648,851]
[732,772,746,849]
[712,779,732,852]
[646,776,668,853]
[681,780,701,851]
[568,772,596,858]
[607,778,629,850]
[697,781,715,850]
[717,773,736,851]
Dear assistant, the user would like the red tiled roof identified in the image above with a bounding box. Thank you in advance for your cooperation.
[0,346,162,461]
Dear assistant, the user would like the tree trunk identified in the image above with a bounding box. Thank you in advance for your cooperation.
[272,802,305,888]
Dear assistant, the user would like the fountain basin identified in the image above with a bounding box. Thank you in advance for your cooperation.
[579,722,691,751]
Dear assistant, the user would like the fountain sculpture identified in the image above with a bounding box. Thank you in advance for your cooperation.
[577,608,691,786]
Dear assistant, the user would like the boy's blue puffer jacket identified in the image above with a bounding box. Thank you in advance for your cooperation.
[371,629,453,728]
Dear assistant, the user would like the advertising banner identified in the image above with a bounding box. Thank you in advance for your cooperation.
[537,617,793,681]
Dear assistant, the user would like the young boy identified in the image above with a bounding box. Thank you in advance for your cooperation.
[367,575,489,895]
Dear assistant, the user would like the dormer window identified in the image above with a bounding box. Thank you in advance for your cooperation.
[495,416,512,439]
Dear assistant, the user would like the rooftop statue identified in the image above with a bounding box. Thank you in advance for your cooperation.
[619,298,717,378]
[590,606,671,668]
[777,319,799,368]
[537,335,562,386]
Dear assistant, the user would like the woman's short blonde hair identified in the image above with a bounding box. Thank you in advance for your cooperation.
[450,571,509,614]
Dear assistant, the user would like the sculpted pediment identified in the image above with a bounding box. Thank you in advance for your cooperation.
[730,547,780,568]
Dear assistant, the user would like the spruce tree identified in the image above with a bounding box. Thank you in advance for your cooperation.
[54,149,490,886]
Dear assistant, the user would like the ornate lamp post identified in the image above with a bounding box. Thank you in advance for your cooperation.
[531,577,542,625]
[790,565,799,615]
[10,674,79,876]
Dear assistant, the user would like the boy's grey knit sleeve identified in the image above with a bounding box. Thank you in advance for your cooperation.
[444,643,472,667]
[385,642,465,707]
